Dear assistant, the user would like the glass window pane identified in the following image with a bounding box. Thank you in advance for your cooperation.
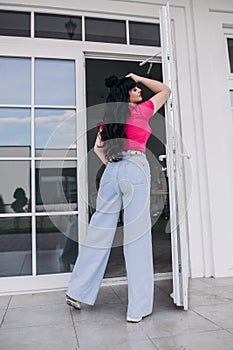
[35,59,75,106]
[0,108,30,157]
[0,57,31,105]
[227,39,233,73]
[35,13,82,40]
[85,17,126,44]
[36,160,77,212]
[129,21,160,46]
[0,217,31,277]
[35,109,76,155]
[230,90,233,107]
[0,161,31,213]
[36,215,78,274]
[0,10,30,37]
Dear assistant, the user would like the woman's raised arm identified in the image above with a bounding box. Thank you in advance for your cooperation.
[126,73,170,113]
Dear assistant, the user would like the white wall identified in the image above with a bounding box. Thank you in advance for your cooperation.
[190,0,233,277]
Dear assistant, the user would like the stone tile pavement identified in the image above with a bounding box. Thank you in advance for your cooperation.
[0,277,233,349]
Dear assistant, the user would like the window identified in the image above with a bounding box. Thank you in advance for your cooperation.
[0,9,162,46]
[35,13,82,40]
[227,39,233,73]
[0,57,31,158]
[0,10,30,37]
[0,57,31,105]
[35,58,76,106]
[85,17,126,44]
[0,56,78,277]
[0,217,32,276]
[36,161,77,212]
[230,90,233,106]
[129,21,160,46]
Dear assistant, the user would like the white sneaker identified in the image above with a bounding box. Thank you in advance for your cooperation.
[126,316,142,323]
[66,295,81,310]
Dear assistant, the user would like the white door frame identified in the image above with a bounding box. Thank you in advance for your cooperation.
[160,2,190,309]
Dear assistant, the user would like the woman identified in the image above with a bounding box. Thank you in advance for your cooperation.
[66,73,170,322]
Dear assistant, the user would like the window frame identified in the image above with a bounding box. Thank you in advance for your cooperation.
[225,29,233,120]
[0,7,161,47]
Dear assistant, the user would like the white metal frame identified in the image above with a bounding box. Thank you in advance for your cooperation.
[0,39,81,293]
[160,2,189,310]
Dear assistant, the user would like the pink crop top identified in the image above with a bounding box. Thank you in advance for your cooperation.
[100,100,155,153]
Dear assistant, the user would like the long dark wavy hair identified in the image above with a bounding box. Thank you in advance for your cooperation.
[99,75,136,162]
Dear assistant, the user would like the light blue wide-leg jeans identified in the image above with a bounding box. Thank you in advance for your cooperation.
[67,154,154,319]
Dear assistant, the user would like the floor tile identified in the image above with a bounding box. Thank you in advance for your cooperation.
[107,338,158,350]
[95,286,122,305]
[71,302,126,324]
[111,282,175,311]
[192,302,233,329]
[152,329,233,350]
[9,291,65,308]
[222,285,233,294]
[154,286,176,311]
[1,303,72,329]
[0,308,6,326]
[139,308,220,338]
[200,277,233,287]
[189,285,233,307]
[75,320,157,349]
[0,296,11,309]
[111,284,128,304]
[0,324,78,350]
[155,279,173,295]
[189,278,212,290]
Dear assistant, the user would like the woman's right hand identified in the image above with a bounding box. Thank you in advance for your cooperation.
[126,73,141,83]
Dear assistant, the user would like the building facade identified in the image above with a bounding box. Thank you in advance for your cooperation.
[0,0,232,296]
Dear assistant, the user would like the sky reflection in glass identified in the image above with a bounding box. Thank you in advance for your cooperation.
[0,108,30,147]
[35,109,76,150]
[35,59,75,106]
[0,57,31,105]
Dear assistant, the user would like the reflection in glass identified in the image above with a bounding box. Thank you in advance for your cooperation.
[0,57,31,105]
[129,22,160,46]
[35,109,76,153]
[36,160,77,212]
[0,217,31,277]
[0,10,30,37]
[36,215,78,274]
[35,59,75,106]
[0,161,31,213]
[85,17,126,44]
[230,90,233,107]
[227,39,233,73]
[35,13,82,40]
[0,108,30,156]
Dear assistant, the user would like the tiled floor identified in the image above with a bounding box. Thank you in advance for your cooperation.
[0,277,233,349]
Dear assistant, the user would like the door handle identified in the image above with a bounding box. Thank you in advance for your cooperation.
[159,154,166,161]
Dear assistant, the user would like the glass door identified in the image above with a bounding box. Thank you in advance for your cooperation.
[85,57,172,278]
[160,2,190,309]
[0,42,82,292]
